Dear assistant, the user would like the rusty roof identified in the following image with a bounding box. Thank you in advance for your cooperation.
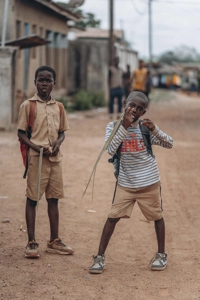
[2,34,50,49]
[75,28,124,40]
[34,0,81,22]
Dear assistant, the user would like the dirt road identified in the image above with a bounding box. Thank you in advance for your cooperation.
[0,92,200,300]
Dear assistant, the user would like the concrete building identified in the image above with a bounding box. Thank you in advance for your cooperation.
[67,28,138,98]
[0,0,80,125]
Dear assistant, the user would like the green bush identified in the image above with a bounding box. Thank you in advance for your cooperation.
[72,90,106,111]
[57,97,74,112]
[91,91,106,107]
[73,90,93,111]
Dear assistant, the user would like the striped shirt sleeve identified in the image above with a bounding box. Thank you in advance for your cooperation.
[150,125,173,149]
[105,122,128,156]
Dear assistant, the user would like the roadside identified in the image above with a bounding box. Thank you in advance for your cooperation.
[0,91,200,300]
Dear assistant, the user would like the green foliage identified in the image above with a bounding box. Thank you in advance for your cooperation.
[90,91,106,107]
[159,45,200,64]
[73,90,106,111]
[57,90,106,112]
[57,97,74,113]
[73,90,93,111]
[56,2,101,28]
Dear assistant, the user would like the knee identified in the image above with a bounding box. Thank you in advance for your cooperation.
[155,217,164,223]
[27,198,37,207]
[47,198,58,205]
[108,217,120,223]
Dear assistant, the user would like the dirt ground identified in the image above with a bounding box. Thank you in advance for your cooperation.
[1,91,200,300]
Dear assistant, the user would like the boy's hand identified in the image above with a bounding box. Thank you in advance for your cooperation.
[51,140,61,156]
[43,146,53,156]
[122,107,135,129]
[141,118,155,131]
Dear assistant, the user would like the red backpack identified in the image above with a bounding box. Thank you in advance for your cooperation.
[19,100,63,178]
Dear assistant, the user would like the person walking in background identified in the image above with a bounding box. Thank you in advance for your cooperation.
[123,64,131,99]
[130,59,147,95]
[109,56,124,120]
[197,70,200,95]
[145,69,152,98]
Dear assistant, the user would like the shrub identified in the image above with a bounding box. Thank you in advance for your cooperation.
[57,97,74,112]
[72,90,106,111]
[90,91,106,107]
[73,90,93,111]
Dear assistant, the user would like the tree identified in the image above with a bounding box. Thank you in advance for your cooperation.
[56,2,101,28]
[158,45,200,64]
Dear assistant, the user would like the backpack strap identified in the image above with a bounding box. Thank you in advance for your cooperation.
[29,101,36,128]
[56,101,64,118]
[139,120,154,157]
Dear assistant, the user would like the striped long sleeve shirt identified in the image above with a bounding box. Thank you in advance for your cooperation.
[105,121,173,189]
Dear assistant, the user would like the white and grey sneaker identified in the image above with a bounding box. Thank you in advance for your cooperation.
[150,252,167,271]
[89,255,105,274]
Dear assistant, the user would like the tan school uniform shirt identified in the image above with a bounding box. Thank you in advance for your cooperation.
[18,94,70,162]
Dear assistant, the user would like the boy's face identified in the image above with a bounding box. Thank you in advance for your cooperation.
[35,70,55,99]
[125,97,147,122]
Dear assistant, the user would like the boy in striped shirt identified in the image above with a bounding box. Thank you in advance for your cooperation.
[89,91,173,274]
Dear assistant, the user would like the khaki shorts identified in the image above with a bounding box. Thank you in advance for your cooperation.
[108,181,163,221]
[26,155,64,201]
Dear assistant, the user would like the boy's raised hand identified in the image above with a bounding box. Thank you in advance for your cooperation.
[122,107,135,129]
[141,118,155,131]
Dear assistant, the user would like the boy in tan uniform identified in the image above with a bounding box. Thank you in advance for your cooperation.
[18,66,74,258]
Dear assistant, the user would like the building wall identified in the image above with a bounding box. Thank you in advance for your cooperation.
[0,47,17,130]
[68,39,109,97]
[68,39,138,99]
[0,0,70,122]
[0,0,16,41]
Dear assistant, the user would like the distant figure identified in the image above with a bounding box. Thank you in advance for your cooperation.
[197,70,200,95]
[123,64,131,98]
[109,56,124,119]
[171,73,181,90]
[145,69,152,98]
[130,59,147,95]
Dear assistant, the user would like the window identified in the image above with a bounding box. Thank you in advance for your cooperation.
[16,20,21,39]
[32,25,37,58]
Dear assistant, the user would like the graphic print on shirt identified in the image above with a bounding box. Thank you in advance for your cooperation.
[121,133,146,153]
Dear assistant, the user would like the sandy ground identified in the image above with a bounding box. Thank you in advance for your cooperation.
[0,91,200,300]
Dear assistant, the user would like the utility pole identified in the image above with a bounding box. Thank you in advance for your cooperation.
[109,0,114,66]
[148,0,152,70]
[1,0,9,47]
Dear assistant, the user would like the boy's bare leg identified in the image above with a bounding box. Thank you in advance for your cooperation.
[26,198,37,242]
[154,218,165,253]
[47,198,59,242]
[98,218,120,256]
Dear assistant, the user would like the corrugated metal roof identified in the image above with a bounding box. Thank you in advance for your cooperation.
[2,34,50,49]
[75,28,124,40]
[34,0,81,22]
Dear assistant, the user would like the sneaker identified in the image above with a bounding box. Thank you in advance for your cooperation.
[149,252,167,271]
[46,238,74,255]
[89,255,105,274]
[25,241,39,258]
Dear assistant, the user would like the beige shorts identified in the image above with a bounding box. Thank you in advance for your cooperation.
[108,181,163,221]
[26,155,64,201]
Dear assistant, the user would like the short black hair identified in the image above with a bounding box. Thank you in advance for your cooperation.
[35,66,56,81]
[127,91,149,108]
